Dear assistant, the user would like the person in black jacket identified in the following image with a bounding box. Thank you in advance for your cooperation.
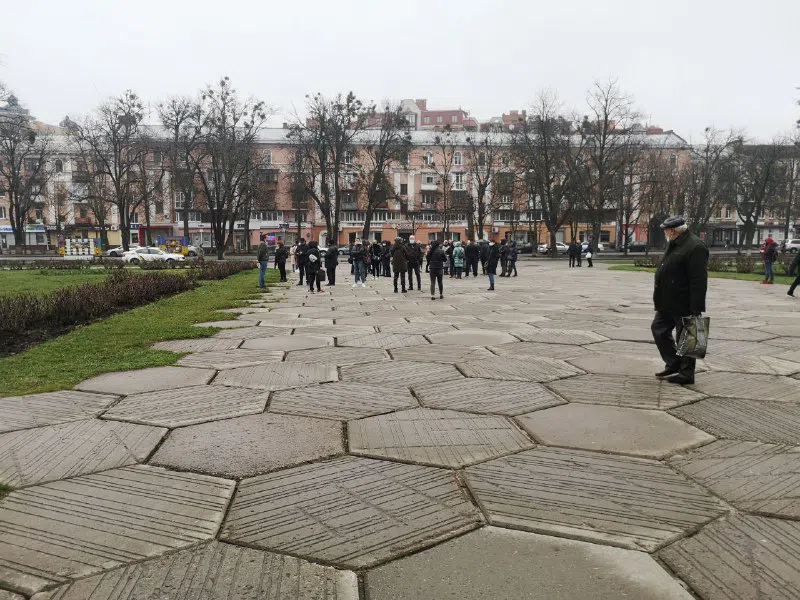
[464,240,479,278]
[406,235,423,291]
[274,240,289,282]
[325,243,339,286]
[445,241,454,277]
[499,239,509,276]
[508,240,518,276]
[479,240,489,274]
[486,240,500,290]
[651,216,709,385]
[257,234,269,289]
[428,239,446,299]
[370,241,382,278]
[567,241,579,267]
[381,240,392,277]
[305,241,322,293]
[788,251,800,297]
[295,239,308,285]
[391,238,409,293]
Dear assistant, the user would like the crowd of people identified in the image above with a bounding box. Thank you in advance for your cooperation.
[271,236,521,299]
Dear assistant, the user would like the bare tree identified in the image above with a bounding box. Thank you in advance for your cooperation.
[65,135,114,248]
[0,94,53,249]
[426,127,459,237]
[578,79,640,246]
[464,131,506,239]
[356,103,411,241]
[732,140,786,248]
[288,92,372,243]
[511,91,585,256]
[187,77,271,258]
[287,148,312,242]
[131,134,166,246]
[778,132,800,240]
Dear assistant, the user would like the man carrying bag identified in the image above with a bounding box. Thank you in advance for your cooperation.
[650,216,709,385]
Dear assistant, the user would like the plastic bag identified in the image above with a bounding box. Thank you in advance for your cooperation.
[677,316,710,359]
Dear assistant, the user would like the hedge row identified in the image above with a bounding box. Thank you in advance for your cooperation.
[634,253,795,275]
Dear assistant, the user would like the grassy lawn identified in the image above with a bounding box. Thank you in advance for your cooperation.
[0,268,280,397]
[0,268,121,295]
[609,264,796,285]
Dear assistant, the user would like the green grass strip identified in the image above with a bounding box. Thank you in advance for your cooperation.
[0,269,280,397]
[609,264,796,285]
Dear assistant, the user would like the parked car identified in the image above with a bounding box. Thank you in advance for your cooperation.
[338,245,350,256]
[627,241,649,253]
[186,245,202,257]
[780,239,800,254]
[580,242,604,254]
[518,242,534,254]
[537,242,569,255]
[102,246,127,257]
[122,246,185,265]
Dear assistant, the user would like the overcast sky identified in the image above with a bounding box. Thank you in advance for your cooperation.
[1,0,798,142]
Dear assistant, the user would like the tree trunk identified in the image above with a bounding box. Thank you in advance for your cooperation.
[362,212,372,242]
[549,229,557,258]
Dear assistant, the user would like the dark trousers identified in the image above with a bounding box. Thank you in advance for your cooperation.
[577,254,582,267]
[465,258,478,277]
[408,264,421,289]
[277,261,286,282]
[481,258,487,274]
[651,311,696,378]
[500,258,508,276]
[308,270,321,292]
[430,268,443,296]
[298,263,306,284]
[509,259,517,276]
[382,258,391,276]
[371,259,381,277]
[569,256,576,267]
[327,265,336,286]
[394,271,407,291]
[587,257,593,268]
[789,274,800,295]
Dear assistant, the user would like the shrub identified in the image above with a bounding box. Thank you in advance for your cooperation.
[775,254,796,276]
[633,256,661,268]
[0,270,197,336]
[197,261,257,280]
[707,256,731,273]
[734,254,755,274]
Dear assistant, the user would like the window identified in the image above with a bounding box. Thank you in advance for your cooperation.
[669,154,677,168]
[35,209,43,221]
[453,152,462,166]
[155,201,164,214]
[424,116,431,124]
[54,159,63,173]
[79,206,88,218]
[0,207,5,219]
[423,173,437,185]
[35,233,45,245]
[152,151,162,165]
[436,116,443,123]
[400,183,408,195]
[264,150,272,165]
[57,193,66,208]
[131,212,138,224]
[478,152,486,167]
[501,194,511,205]
[175,210,202,222]
[502,154,510,167]
[343,150,354,165]
[424,152,433,166]
[454,172,465,190]
[422,192,437,207]
[725,207,731,219]
[399,151,409,167]
[24,158,38,172]
[175,191,191,210]
[451,115,458,123]
[253,211,283,221]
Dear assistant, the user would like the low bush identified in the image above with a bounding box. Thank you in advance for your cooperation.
[0,270,197,336]
[734,254,756,274]
[633,256,661,268]
[707,255,731,273]
[197,261,256,280]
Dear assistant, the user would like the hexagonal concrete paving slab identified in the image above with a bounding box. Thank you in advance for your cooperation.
[426,329,518,346]
[465,447,726,551]
[150,338,242,353]
[337,332,429,349]
[0,591,24,600]
[700,355,800,376]
[516,404,714,458]
[177,348,285,369]
[366,527,693,600]
[348,408,534,468]
[388,344,494,363]
[567,353,670,377]
[213,325,293,339]
[488,341,585,360]
[340,360,462,386]
[0,465,234,595]
[0,391,119,433]
[0,419,166,487]
[76,366,215,395]
[547,374,705,409]
[240,334,335,351]
[669,397,800,444]
[102,385,270,427]
[660,515,800,600]
[270,381,418,420]
[213,363,338,391]
[671,440,800,518]
[256,316,334,328]
[193,319,253,329]
[412,378,565,415]
[590,326,656,343]
[458,356,582,382]
[220,456,482,569]
[378,321,456,335]
[30,542,358,600]
[688,371,800,401]
[285,346,389,367]
[508,327,608,345]
[150,412,343,478]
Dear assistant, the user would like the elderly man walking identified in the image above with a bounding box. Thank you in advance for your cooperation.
[651,216,709,385]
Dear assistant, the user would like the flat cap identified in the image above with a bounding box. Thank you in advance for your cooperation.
[660,215,686,229]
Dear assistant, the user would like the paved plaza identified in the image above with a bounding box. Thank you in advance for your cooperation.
[1,261,800,599]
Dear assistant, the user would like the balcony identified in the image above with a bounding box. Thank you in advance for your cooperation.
[421,174,438,190]
[72,170,91,183]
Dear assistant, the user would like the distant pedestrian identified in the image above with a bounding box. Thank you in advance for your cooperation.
[305,241,322,293]
[351,239,368,288]
[425,243,431,273]
[789,251,800,297]
[487,239,500,290]
[651,216,708,386]
[445,240,454,277]
[585,243,594,268]
[762,237,778,285]
[325,242,339,286]
[576,243,583,267]
[479,241,489,274]
[509,240,518,277]
[257,234,269,288]
[499,239,509,276]
[381,240,392,277]
[452,241,465,278]
[428,240,446,300]
[407,235,423,291]
[274,240,289,282]
[289,243,297,272]
[465,240,479,278]
[392,237,409,293]
[371,241,382,278]
[568,241,579,268]
[296,238,308,285]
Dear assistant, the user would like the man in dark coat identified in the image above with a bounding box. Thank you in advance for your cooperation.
[257,234,269,289]
[381,240,392,277]
[486,240,500,291]
[479,241,489,274]
[499,239,509,276]
[324,243,339,286]
[391,238,409,293]
[651,216,709,385]
[406,235,423,291]
[464,240,479,278]
[295,238,308,285]
[789,251,800,297]
[567,241,579,267]
[274,240,289,283]
[428,240,447,299]
[305,241,322,293]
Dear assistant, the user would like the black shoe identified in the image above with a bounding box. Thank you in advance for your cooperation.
[655,366,680,378]
[402,289,407,293]
[664,373,694,385]
[439,294,443,299]
[394,289,398,293]
[487,287,494,291]
[789,291,796,297]
[431,296,436,300]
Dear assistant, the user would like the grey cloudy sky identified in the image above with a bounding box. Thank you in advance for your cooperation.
[1,0,798,142]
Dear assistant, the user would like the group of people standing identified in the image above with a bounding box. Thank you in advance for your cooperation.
[567,241,594,268]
